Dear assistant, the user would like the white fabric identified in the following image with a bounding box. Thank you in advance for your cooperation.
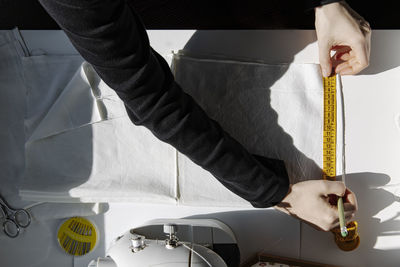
[0,29,109,221]
[173,55,342,206]
[26,61,101,142]
[21,63,177,203]
[22,55,84,140]
[0,31,28,207]
[20,51,342,207]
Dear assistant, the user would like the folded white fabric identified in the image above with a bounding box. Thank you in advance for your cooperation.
[0,29,113,222]
[21,63,177,203]
[0,30,29,207]
[173,54,343,206]
[23,54,85,140]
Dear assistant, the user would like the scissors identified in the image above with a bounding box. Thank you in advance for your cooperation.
[0,195,31,238]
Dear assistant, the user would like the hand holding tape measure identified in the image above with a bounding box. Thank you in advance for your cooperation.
[315,1,371,77]
[275,180,356,232]
[323,74,360,251]
[275,74,359,251]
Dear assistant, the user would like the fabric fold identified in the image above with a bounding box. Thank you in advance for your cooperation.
[27,62,102,143]
[21,62,177,203]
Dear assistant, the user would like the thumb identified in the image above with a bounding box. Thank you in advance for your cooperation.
[318,41,333,77]
[321,180,346,197]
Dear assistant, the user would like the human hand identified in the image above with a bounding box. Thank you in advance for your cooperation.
[315,1,371,77]
[274,180,358,231]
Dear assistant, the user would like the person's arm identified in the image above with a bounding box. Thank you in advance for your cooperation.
[38,0,289,208]
[304,0,341,10]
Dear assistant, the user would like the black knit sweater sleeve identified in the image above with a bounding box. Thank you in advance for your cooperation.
[304,0,342,10]
[38,0,290,208]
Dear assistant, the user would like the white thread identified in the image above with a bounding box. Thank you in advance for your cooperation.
[181,242,212,267]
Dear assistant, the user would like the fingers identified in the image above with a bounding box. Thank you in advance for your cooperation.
[315,1,371,76]
[337,52,351,61]
[344,188,358,211]
[324,190,357,231]
[319,182,357,231]
[325,198,356,218]
[353,41,369,68]
[334,41,369,75]
[344,210,355,219]
[332,45,352,62]
[318,181,358,211]
[279,180,358,232]
[323,203,356,231]
[343,202,357,213]
[319,180,346,197]
[337,58,367,76]
[318,41,333,77]
[329,46,351,70]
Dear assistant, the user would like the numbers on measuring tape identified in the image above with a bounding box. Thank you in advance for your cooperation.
[323,76,337,181]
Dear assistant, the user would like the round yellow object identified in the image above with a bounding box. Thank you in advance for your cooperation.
[332,221,360,252]
[57,217,98,256]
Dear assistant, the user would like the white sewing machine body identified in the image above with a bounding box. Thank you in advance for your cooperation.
[90,219,237,267]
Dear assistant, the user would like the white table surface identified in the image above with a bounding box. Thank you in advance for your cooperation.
[0,29,399,267]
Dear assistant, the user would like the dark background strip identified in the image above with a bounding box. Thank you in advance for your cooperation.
[1,0,399,30]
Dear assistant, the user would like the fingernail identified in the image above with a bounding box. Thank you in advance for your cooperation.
[335,65,343,73]
[322,68,330,77]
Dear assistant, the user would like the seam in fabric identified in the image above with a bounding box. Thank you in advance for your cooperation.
[174,149,180,203]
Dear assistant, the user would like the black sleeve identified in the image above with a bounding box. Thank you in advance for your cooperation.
[38,0,289,208]
[304,0,342,10]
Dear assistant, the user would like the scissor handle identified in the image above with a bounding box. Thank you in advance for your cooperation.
[3,219,20,238]
[0,197,31,237]
[14,209,31,228]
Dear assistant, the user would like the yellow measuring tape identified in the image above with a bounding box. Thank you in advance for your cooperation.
[322,75,360,251]
[323,76,337,181]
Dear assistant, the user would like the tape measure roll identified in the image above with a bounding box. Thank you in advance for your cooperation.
[57,217,98,256]
[332,221,360,251]
[322,74,360,251]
